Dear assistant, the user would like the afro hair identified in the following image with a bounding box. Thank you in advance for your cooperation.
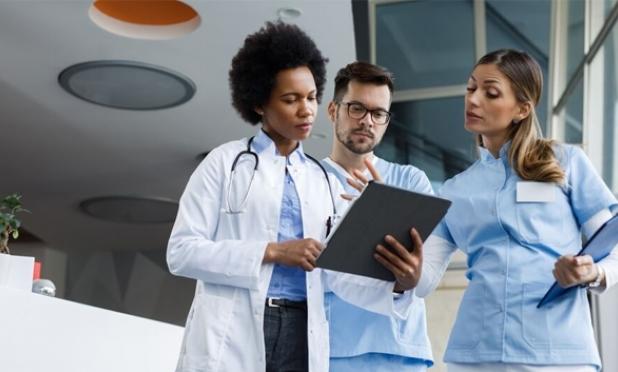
[229,21,328,125]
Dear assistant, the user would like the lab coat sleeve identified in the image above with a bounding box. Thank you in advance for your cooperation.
[323,270,415,319]
[167,147,267,290]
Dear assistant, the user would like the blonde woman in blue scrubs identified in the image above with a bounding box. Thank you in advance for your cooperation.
[413,49,618,372]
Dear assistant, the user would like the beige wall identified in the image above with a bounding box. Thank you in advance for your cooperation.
[425,250,468,371]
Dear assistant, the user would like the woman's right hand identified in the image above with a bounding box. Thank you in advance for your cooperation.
[264,239,324,271]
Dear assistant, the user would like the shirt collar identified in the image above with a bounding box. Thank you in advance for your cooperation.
[251,128,307,165]
[478,140,511,163]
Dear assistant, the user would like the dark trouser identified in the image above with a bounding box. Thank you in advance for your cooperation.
[263,299,309,372]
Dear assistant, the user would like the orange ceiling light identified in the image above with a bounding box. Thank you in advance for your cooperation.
[89,0,201,40]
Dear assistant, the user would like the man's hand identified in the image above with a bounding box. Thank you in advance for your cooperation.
[264,238,324,271]
[374,228,423,292]
[343,157,383,200]
[553,254,602,288]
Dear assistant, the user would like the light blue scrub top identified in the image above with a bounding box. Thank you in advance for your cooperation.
[322,156,434,368]
[251,130,307,301]
[434,143,618,370]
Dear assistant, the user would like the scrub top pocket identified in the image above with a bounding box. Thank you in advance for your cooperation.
[447,281,485,350]
[521,282,587,350]
[514,185,578,247]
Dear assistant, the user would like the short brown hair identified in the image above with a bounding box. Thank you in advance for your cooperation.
[333,61,394,102]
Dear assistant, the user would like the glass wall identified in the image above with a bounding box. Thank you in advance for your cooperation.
[552,0,618,192]
[552,0,585,144]
[372,0,552,186]
[597,15,618,191]
[375,0,475,90]
[486,0,551,128]
[376,97,473,188]
[368,1,618,370]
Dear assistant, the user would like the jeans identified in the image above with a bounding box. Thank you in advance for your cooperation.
[263,301,309,372]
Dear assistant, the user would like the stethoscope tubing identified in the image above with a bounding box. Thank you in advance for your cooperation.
[226,136,337,220]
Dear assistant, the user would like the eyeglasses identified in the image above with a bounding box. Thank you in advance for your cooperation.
[338,101,392,125]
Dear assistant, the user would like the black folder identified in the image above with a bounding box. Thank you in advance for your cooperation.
[537,213,618,308]
[316,182,451,281]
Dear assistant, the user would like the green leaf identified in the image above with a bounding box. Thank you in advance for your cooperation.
[0,194,25,240]
[9,219,20,229]
[2,194,22,210]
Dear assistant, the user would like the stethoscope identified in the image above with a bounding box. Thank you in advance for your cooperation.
[226,136,338,236]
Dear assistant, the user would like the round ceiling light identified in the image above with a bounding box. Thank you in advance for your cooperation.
[58,60,196,110]
[277,7,302,19]
[89,0,201,40]
[79,196,178,224]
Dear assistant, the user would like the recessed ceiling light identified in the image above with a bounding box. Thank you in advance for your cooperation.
[80,196,178,224]
[277,7,302,19]
[89,0,201,40]
[58,60,196,110]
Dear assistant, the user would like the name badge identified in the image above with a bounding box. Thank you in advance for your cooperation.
[516,181,556,203]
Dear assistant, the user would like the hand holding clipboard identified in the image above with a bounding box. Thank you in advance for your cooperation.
[538,213,618,308]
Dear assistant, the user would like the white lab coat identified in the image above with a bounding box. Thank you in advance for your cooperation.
[167,134,411,372]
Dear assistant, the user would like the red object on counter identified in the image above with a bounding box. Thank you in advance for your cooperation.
[33,261,41,280]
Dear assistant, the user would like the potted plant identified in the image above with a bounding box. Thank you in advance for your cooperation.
[0,193,35,291]
[0,193,27,254]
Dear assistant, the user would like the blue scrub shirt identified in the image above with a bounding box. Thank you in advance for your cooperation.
[434,143,617,370]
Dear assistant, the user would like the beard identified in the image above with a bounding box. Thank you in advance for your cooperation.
[335,121,377,155]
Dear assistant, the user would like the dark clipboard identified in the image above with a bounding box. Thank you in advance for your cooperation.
[537,213,618,308]
[316,181,451,281]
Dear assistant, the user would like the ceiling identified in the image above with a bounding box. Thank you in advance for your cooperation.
[0,0,356,254]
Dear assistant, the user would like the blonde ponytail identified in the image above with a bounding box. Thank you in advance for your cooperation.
[476,49,565,184]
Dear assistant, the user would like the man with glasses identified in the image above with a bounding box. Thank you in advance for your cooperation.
[322,62,434,371]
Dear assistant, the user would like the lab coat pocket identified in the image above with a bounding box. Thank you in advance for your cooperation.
[181,294,235,370]
[447,282,484,350]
